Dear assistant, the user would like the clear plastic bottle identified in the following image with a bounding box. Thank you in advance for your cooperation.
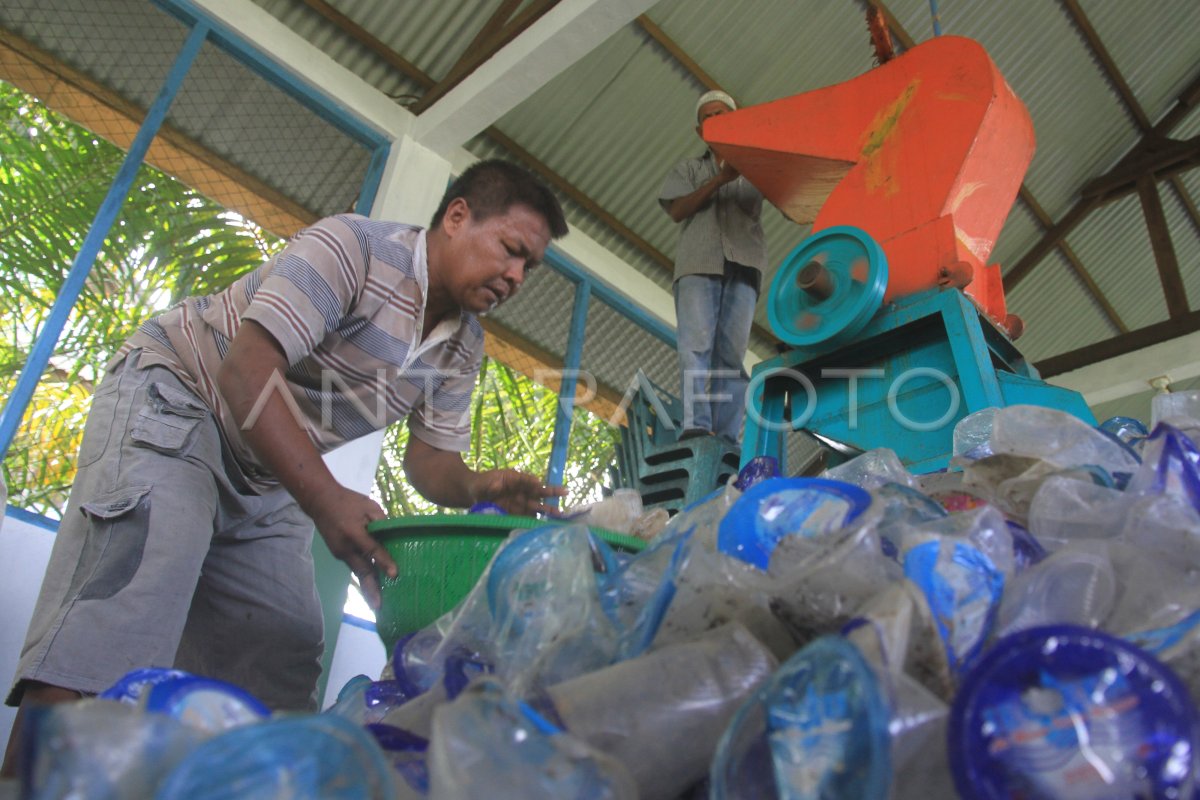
[548,622,777,800]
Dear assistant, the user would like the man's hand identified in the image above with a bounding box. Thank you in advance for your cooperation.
[664,160,740,222]
[217,320,398,609]
[470,468,568,517]
[716,159,740,184]
[404,435,567,516]
[304,483,398,610]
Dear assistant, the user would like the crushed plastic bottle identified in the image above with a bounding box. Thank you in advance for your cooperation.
[325,674,412,726]
[953,407,999,459]
[547,623,777,800]
[22,699,205,799]
[157,713,398,799]
[717,477,872,570]
[425,679,637,800]
[711,634,951,800]
[992,546,1116,638]
[823,448,916,490]
[1152,389,1200,433]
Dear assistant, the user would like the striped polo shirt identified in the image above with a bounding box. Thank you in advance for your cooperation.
[117,214,483,489]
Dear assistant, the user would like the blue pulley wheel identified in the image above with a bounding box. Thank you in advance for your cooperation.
[767,226,888,346]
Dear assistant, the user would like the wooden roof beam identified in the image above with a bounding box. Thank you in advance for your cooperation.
[635,15,724,93]
[409,0,558,114]
[297,0,431,90]
[1079,135,1200,200]
[1010,1,1199,313]
[1005,106,1200,292]
[1018,187,1128,333]
[1060,0,1152,131]
[1152,69,1200,137]
[1035,307,1200,378]
[1137,175,1189,320]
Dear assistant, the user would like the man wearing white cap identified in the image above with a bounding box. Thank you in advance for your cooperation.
[659,89,766,445]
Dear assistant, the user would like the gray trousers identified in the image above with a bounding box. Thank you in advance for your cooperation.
[8,355,324,711]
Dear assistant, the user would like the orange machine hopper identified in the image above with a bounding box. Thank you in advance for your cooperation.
[704,35,1034,328]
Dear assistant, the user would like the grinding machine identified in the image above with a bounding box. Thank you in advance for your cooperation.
[703,34,1095,473]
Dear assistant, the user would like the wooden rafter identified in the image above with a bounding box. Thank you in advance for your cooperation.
[1007,0,1199,322]
[1079,135,1200,200]
[634,16,723,93]
[1035,307,1200,378]
[297,0,430,90]
[1018,188,1128,333]
[459,0,525,63]
[1137,175,1188,320]
[1153,71,1200,136]
[409,0,559,114]
[1006,131,1200,291]
[1172,175,1200,241]
[1060,0,1151,130]
[1002,197,1103,291]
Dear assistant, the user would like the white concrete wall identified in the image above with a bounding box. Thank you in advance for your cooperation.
[0,509,57,757]
[322,616,388,710]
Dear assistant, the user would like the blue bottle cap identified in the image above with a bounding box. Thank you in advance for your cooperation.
[949,624,1200,799]
[144,675,271,733]
[718,477,872,570]
[99,667,191,705]
[734,456,781,491]
[468,501,508,515]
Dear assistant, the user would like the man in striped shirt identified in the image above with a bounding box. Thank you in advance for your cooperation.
[3,160,569,764]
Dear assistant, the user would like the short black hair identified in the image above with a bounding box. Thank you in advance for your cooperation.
[430,159,568,239]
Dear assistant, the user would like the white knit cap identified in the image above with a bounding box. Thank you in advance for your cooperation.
[695,89,736,120]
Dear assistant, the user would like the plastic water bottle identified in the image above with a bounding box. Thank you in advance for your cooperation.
[22,699,205,799]
[993,546,1117,638]
[717,477,872,570]
[425,679,637,799]
[547,622,777,800]
[711,634,951,799]
[157,714,398,799]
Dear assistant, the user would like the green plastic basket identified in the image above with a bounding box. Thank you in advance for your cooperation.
[367,514,645,656]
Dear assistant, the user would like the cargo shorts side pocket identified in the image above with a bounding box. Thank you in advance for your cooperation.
[129,381,209,456]
[75,369,129,469]
[72,485,152,601]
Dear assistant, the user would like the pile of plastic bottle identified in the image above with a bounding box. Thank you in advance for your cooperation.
[17,392,1200,800]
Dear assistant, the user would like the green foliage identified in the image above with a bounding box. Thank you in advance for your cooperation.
[1,80,619,521]
[1,81,281,517]
[374,358,621,516]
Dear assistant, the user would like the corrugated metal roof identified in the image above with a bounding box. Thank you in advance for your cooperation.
[1076,193,1171,330]
[1,0,373,219]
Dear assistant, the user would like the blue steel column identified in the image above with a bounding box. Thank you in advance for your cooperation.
[546,280,592,496]
[0,23,211,459]
[354,142,391,216]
